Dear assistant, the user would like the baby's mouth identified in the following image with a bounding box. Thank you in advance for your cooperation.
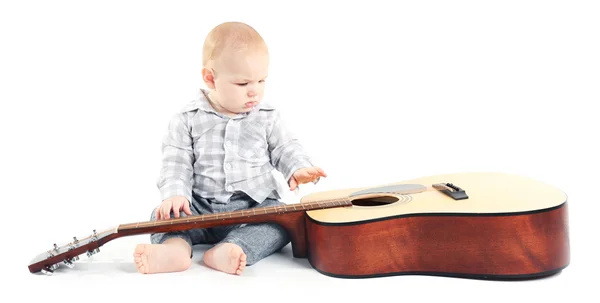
[245,101,257,108]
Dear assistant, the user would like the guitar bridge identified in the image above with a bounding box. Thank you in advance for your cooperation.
[433,183,469,200]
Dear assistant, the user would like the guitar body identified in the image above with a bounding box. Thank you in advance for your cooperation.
[299,172,569,279]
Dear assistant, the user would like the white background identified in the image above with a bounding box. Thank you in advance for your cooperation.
[2,0,598,302]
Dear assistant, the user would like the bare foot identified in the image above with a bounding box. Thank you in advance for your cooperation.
[203,243,247,275]
[133,240,191,274]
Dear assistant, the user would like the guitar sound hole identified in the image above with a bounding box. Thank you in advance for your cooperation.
[351,196,400,207]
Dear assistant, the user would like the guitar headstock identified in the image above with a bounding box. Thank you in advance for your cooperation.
[28,227,118,275]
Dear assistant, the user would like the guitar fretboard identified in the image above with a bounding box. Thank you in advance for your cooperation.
[118,197,352,231]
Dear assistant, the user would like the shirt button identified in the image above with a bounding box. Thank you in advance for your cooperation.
[225,163,232,169]
[227,185,233,191]
[225,141,231,147]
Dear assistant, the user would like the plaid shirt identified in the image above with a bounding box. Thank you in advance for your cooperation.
[156,89,315,204]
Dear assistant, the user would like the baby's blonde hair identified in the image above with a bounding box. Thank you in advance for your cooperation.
[202,21,268,68]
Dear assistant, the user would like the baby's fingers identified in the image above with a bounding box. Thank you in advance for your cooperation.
[315,167,327,177]
[307,166,326,178]
[161,203,173,220]
[183,201,193,215]
[289,177,299,191]
[172,202,181,218]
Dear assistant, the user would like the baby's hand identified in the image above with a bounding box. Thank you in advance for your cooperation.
[156,196,192,220]
[289,166,327,191]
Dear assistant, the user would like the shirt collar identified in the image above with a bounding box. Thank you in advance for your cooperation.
[181,89,275,118]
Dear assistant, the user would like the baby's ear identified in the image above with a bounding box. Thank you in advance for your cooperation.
[201,67,216,89]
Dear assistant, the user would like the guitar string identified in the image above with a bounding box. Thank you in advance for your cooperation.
[121,188,428,230]
[120,197,354,230]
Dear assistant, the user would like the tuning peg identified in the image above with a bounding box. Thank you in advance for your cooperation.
[53,243,59,252]
[63,259,75,268]
[41,263,59,275]
[41,268,53,275]
[86,247,100,257]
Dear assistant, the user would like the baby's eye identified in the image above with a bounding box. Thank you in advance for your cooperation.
[236,83,248,86]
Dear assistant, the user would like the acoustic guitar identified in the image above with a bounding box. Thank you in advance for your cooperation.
[27,171,570,280]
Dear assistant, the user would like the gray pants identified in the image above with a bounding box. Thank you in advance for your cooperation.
[150,191,290,266]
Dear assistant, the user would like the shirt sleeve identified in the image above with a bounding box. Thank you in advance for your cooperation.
[156,112,195,203]
[267,110,314,183]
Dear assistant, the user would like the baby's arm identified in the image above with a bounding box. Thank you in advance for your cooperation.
[267,110,321,188]
[156,113,195,206]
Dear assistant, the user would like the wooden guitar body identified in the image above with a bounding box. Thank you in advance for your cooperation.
[299,172,570,279]
[28,172,569,280]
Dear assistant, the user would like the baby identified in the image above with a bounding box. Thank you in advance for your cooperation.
[133,21,326,275]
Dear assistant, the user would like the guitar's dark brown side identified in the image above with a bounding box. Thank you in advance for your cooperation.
[304,202,570,280]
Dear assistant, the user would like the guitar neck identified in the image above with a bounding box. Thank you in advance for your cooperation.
[116,197,353,236]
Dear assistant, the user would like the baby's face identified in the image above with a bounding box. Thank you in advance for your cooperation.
[212,49,269,115]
